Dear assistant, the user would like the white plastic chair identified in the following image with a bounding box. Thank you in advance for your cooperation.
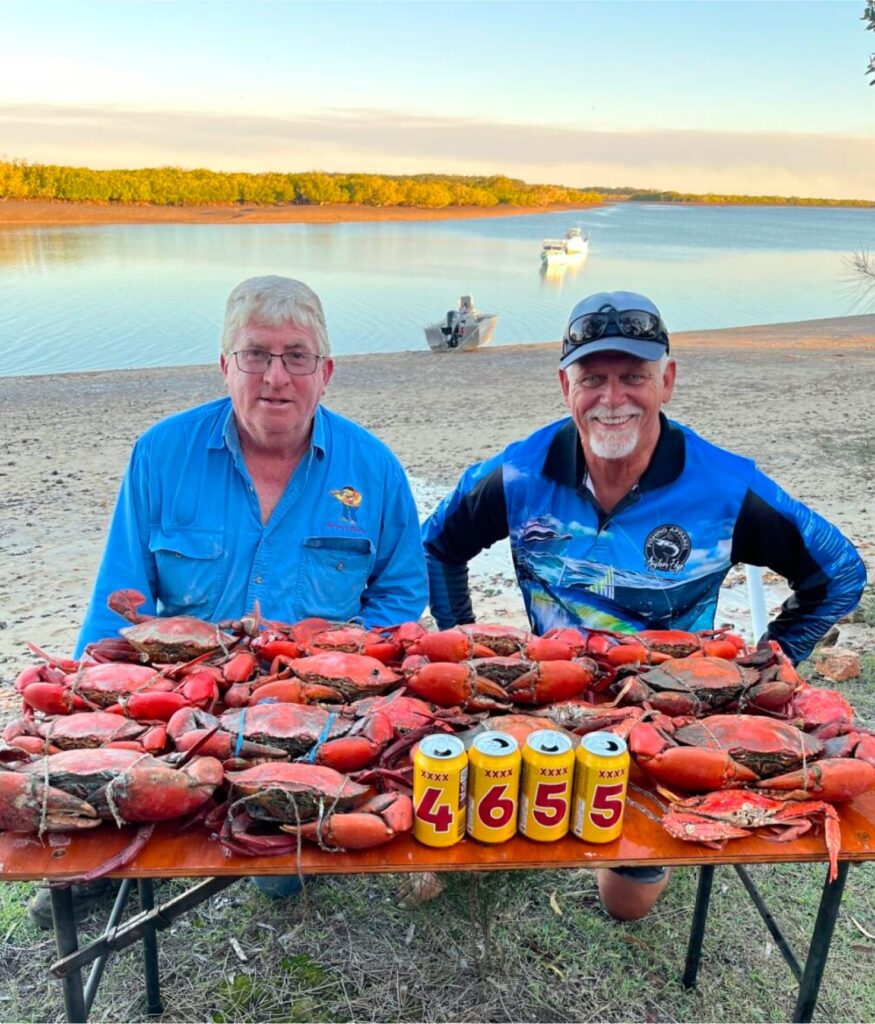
[745,564,768,642]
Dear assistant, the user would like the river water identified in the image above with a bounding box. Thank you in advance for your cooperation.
[1,203,871,376]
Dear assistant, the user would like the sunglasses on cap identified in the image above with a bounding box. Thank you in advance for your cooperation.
[562,307,667,357]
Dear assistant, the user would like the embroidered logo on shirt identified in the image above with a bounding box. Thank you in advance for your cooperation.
[644,524,691,573]
[330,486,362,523]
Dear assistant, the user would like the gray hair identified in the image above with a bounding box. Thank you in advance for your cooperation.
[221,276,330,356]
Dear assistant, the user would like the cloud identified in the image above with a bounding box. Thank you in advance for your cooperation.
[2,103,873,200]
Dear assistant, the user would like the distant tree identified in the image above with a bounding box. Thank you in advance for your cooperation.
[866,1,875,83]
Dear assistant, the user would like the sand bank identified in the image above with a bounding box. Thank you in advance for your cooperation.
[1,314,873,699]
[0,199,595,227]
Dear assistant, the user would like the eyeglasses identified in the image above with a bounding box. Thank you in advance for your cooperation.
[232,348,323,375]
[562,307,666,357]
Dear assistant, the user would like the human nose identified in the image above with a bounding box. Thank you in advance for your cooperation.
[262,354,291,383]
[599,377,625,406]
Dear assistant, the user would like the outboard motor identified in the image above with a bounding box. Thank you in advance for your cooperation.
[443,309,460,346]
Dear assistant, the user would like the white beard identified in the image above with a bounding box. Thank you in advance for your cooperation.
[585,404,642,459]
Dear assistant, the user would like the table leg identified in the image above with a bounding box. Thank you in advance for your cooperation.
[83,879,134,1015]
[682,865,714,989]
[138,879,164,1016]
[50,887,87,1024]
[792,861,850,1024]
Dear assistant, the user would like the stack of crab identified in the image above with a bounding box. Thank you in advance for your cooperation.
[2,588,874,880]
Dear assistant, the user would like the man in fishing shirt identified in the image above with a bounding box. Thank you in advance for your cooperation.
[28,275,427,929]
[422,289,866,921]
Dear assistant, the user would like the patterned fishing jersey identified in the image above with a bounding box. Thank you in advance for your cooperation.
[423,415,866,664]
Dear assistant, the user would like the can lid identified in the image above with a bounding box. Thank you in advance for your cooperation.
[419,733,466,760]
[472,730,519,756]
[526,729,573,756]
[581,731,628,757]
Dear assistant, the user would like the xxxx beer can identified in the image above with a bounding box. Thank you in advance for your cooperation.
[519,729,575,841]
[466,731,521,843]
[413,734,468,847]
[571,731,630,844]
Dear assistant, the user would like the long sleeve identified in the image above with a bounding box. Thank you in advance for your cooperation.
[730,469,867,663]
[422,458,508,628]
[75,439,157,655]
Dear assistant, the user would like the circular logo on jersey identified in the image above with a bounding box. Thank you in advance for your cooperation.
[644,524,691,573]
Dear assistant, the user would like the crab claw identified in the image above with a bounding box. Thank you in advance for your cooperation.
[0,771,101,832]
[406,630,495,662]
[404,663,511,712]
[629,722,759,792]
[20,682,93,715]
[316,711,396,773]
[504,659,597,705]
[246,679,342,707]
[108,588,151,624]
[281,792,413,849]
[755,758,875,803]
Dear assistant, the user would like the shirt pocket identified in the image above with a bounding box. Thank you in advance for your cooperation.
[148,527,224,617]
[299,536,375,621]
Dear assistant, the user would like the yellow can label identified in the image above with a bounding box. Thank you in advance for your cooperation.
[413,735,468,847]
[519,730,574,842]
[466,732,521,843]
[571,733,629,844]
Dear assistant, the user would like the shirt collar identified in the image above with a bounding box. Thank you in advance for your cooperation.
[544,413,685,492]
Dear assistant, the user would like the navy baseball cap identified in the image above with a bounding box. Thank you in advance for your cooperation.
[559,291,670,370]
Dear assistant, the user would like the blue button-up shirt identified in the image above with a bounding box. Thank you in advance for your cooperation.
[76,398,427,654]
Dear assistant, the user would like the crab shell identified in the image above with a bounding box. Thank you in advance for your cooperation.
[19,662,164,714]
[224,762,371,823]
[18,748,223,823]
[284,652,401,700]
[108,587,236,662]
[660,789,842,882]
[2,711,166,755]
[630,714,825,792]
[619,656,793,716]
[169,703,397,774]
[121,619,236,663]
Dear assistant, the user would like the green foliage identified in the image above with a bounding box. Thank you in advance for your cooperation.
[865,0,875,84]
[0,159,601,210]
[624,187,875,208]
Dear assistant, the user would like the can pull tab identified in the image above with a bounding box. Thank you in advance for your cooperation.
[542,743,560,753]
[605,738,621,753]
[434,744,454,758]
[495,737,511,750]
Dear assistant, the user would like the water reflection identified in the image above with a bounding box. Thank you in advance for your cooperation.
[1,204,870,376]
[539,254,589,291]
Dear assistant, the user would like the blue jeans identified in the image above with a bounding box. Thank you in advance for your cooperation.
[250,874,303,898]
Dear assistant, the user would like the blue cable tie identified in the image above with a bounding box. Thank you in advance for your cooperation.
[301,712,337,764]
[233,707,247,758]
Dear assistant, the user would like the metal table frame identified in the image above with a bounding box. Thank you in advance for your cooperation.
[45,858,853,1024]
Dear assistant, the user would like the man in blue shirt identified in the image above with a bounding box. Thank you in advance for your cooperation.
[77,275,427,651]
[423,290,866,921]
[30,275,428,928]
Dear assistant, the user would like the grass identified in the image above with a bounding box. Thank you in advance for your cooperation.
[1,854,874,1021]
[1,660,872,1022]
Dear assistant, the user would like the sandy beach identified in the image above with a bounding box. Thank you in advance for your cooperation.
[1,314,874,704]
[0,199,594,227]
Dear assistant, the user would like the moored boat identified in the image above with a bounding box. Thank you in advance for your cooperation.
[540,228,589,267]
[424,296,498,352]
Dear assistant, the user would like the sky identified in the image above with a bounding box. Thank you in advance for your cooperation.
[1,0,873,200]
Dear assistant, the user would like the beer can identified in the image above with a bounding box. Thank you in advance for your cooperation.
[571,731,630,843]
[519,729,574,841]
[413,734,467,847]
[466,731,521,843]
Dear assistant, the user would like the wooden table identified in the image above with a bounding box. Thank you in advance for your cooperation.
[3,787,874,1024]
